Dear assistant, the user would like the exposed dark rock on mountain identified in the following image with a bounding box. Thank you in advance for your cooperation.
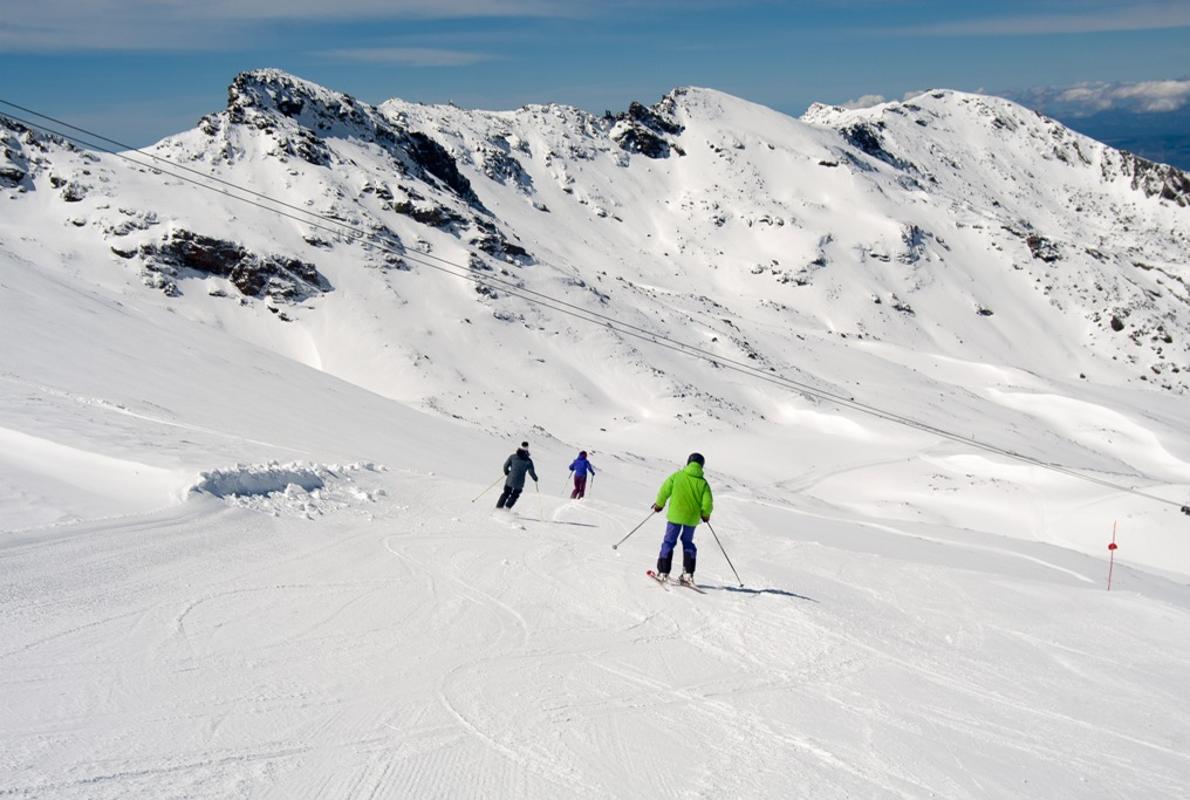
[1118,151,1190,207]
[477,144,533,191]
[4,73,1188,397]
[613,127,676,159]
[138,229,329,301]
[0,123,28,186]
[58,180,88,202]
[1,117,80,188]
[625,100,685,137]
[471,220,532,265]
[405,131,480,206]
[0,166,24,187]
[392,200,467,230]
[612,99,687,159]
[205,70,484,208]
[842,122,915,172]
[1026,235,1061,263]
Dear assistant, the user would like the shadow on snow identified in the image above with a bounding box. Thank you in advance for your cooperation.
[702,584,818,603]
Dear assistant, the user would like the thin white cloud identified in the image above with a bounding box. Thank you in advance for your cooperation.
[1107,79,1190,112]
[840,94,886,109]
[836,90,930,110]
[193,0,574,21]
[879,2,1190,36]
[1010,79,1190,117]
[318,47,496,67]
[0,0,584,51]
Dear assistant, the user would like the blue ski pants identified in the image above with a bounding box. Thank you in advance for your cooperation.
[657,522,697,575]
[660,522,697,558]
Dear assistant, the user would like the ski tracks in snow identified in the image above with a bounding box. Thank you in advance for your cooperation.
[0,372,312,457]
[4,475,1190,798]
[381,527,607,797]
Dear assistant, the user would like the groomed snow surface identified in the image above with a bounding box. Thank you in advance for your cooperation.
[2,73,1190,798]
[6,469,1190,799]
[2,231,1189,800]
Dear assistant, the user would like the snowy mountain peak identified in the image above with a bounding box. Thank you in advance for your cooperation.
[227,67,364,122]
[804,89,1190,206]
[660,85,765,118]
[219,67,418,161]
[609,92,687,158]
[186,69,484,209]
[2,113,98,201]
[5,68,1189,408]
[3,69,1190,459]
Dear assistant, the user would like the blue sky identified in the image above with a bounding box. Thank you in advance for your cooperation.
[1,1,1188,146]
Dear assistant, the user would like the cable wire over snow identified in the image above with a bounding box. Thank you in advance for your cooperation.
[1,98,1186,513]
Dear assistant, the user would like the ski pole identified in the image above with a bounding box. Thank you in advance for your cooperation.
[471,476,503,503]
[564,471,573,497]
[705,521,744,587]
[612,509,656,550]
[536,480,544,520]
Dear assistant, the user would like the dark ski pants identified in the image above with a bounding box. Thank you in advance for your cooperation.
[657,521,697,576]
[571,475,587,499]
[496,485,523,509]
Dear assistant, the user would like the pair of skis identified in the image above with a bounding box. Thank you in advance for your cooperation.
[646,569,706,594]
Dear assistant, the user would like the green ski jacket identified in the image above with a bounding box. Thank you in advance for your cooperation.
[654,462,713,526]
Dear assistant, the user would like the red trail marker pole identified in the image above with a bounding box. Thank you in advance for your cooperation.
[1106,521,1119,591]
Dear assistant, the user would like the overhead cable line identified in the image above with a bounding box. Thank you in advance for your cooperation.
[2,100,1186,512]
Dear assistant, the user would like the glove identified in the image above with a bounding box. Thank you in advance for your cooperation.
[652,504,663,513]
[701,515,710,522]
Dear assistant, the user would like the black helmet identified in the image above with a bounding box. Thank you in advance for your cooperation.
[687,452,705,466]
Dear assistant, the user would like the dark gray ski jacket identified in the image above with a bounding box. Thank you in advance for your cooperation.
[503,450,538,490]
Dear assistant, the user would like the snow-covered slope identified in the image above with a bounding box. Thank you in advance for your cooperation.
[2,71,1190,798]
[3,70,1188,566]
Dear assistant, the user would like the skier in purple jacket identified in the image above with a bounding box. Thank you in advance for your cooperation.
[568,451,596,499]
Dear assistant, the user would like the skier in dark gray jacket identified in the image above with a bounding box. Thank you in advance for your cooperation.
[496,444,538,510]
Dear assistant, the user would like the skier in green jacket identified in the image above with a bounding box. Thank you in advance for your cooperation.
[651,453,714,585]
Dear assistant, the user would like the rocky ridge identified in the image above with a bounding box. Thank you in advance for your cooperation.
[1,71,1188,440]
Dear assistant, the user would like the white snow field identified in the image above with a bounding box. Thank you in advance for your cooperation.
[2,72,1190,798]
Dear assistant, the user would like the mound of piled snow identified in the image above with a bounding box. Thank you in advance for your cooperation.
[191,461,327,497]
[189,461,388,518]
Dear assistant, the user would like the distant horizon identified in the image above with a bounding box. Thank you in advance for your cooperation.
[2,1,1186,159]
[6,65,1187,171]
